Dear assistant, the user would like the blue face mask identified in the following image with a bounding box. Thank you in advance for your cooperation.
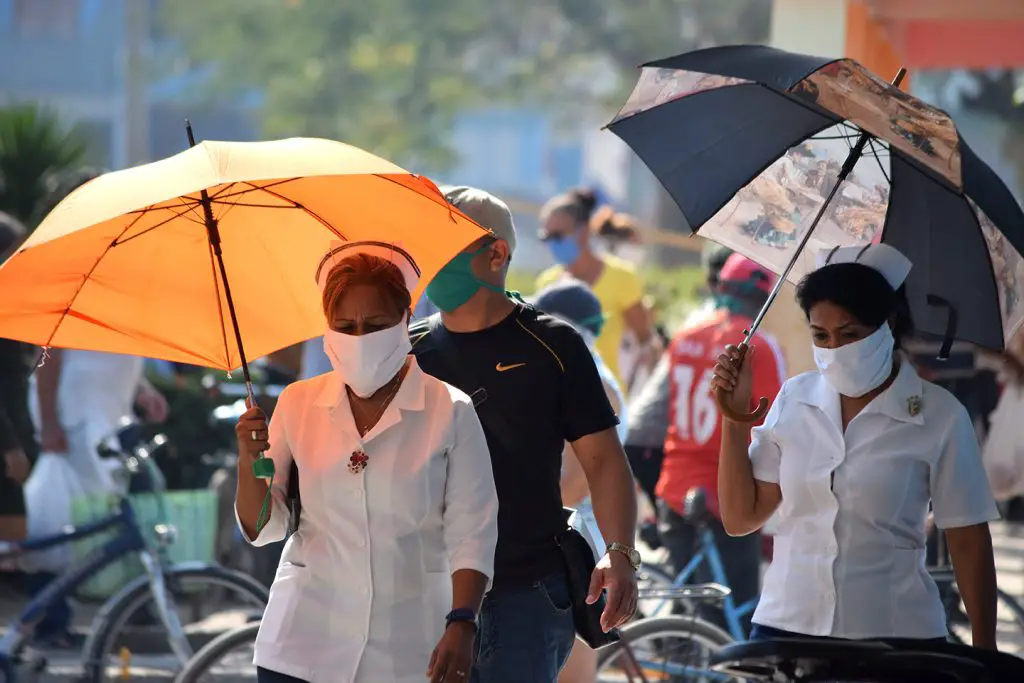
[425,245,506,313]
[547,235,581,266]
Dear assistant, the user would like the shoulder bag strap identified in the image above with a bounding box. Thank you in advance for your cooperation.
[425,313,531,457]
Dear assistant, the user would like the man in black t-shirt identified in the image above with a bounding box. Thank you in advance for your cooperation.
[410,186,639,683]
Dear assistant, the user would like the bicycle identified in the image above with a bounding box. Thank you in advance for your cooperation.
[173,619,260,683]
[0,420,269,682]
[638,489,757,643]
[174,586,733,683]
[596,585,737,682]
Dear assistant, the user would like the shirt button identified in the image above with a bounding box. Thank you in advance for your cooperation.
[359,586,369,595]
[353,489,363,498]
[356,538,366,548]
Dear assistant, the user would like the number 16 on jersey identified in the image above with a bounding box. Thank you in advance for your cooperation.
[672,365,719,446]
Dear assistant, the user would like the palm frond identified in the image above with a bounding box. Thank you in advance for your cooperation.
[0,104,87,227]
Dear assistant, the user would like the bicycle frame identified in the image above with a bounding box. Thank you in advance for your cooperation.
[0,498,159,672]
[655,526,758,641]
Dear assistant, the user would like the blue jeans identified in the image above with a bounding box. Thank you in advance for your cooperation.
[472,571,576,683]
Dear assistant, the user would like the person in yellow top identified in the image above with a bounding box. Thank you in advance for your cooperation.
[536,188,660,390]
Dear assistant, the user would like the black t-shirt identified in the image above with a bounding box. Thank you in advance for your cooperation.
[410,305,618,586]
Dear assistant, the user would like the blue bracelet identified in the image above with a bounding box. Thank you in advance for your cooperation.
[445,608,477,628]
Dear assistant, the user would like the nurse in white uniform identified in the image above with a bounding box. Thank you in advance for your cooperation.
[235,241,499,683]
[713,244,999,648]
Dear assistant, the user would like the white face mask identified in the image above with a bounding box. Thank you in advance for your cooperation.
[323,320,411,398]
[813,323,895,398]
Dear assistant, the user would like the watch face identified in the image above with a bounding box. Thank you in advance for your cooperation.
[611,543,640,568]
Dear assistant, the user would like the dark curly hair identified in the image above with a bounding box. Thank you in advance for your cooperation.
[796,262,914,349]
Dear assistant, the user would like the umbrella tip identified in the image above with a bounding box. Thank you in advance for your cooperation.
[892,67,908,89]
[185,119,197,148]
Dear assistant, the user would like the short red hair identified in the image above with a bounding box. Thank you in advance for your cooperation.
[321,253,411,319]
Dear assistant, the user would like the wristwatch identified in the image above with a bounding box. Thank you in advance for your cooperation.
[607,542,641,571]
[445,607,477,630]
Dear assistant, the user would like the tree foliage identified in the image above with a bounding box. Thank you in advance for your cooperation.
[0,105,87,228]
[160,0,770,168]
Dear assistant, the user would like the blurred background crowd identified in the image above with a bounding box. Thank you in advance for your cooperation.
[2,0,1024,659]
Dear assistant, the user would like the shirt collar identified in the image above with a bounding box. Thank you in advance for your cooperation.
[873,356,926,425]
[312,355,427,413]
[798,353,925,426]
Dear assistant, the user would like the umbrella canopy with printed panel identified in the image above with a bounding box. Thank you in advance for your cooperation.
[609,45,1024,421]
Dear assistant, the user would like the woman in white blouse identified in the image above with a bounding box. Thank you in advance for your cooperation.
[236,241,499,683]
[713,244,999,648]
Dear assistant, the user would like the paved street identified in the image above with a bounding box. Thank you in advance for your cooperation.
[1,521,1022,680]
[990,520,1024,654]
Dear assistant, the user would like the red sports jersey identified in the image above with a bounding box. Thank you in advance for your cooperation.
[656,309,786,517]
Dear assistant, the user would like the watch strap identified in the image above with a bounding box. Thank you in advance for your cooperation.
[607,542,640,570]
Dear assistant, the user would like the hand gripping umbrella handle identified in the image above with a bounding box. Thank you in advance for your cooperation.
[713,343,770,423]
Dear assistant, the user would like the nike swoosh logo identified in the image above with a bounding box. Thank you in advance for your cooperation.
[495,362,526,372]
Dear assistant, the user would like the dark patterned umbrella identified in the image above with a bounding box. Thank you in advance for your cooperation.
[608,45,1024,420]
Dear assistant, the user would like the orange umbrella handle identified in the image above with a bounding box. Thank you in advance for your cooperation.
[713,342,770,423]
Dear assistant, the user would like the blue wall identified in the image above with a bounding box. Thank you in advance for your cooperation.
[0,0,125,97]
[441,107,584,203]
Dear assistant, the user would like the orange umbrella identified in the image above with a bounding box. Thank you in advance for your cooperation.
[0,131,490,380]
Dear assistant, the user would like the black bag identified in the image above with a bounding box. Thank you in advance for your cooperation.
[426,312,620,649]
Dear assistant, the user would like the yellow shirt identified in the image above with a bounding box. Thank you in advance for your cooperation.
[536,255,644,384]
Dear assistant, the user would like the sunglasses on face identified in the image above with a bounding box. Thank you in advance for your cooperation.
[541,232,574,243]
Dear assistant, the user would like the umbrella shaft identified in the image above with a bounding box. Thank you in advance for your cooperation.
[210,243,253,386]
[743,133,870,345]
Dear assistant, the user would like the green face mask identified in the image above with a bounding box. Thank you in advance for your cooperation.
[578,313,607,338]
[425,246,506,313]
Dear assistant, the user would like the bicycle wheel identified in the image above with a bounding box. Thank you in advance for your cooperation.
[82,565,268,682]
[174,622,261,683]
[945,587,1024,649]
[596,615,735,682]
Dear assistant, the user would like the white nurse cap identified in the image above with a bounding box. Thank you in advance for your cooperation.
[315,240,421,294]
[815,243,912,290]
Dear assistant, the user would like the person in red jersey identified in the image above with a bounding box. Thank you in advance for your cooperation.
[656,253,785,632]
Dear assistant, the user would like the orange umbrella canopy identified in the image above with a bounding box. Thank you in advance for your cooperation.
[0,137,489,370]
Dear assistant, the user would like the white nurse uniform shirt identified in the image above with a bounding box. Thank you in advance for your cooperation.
[749,358,999,640]
[239,357,499,683]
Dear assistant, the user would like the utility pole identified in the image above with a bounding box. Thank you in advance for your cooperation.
[124,0,150,166]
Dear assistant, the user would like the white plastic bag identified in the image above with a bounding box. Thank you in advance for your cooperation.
[22,453,86,572]
[981,385,1024,501]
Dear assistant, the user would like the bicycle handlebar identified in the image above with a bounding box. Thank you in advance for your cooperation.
[95,419,174,540]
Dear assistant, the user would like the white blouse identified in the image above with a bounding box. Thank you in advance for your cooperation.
[238,358,498,683]
[749,359,999,639]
